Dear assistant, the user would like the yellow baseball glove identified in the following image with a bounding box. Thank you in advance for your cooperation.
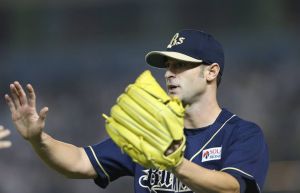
[103,70,185,170]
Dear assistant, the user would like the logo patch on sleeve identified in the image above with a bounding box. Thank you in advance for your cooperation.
[202,147,222,162]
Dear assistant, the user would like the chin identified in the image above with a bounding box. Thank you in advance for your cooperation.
[168,92,182,99]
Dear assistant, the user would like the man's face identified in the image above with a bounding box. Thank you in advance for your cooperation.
[164,59,207,105]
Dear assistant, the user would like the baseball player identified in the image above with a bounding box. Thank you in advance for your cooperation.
[5,29,268,193]
[0,125,11,149]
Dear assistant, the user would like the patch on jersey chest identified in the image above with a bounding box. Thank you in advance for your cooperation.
[202,147,222,162]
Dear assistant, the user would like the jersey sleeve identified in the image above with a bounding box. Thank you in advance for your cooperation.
[221,122,269,193]
[84,138,135,188]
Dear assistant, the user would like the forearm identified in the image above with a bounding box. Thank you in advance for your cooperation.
[29,132,96,179]
[173,159,240,193]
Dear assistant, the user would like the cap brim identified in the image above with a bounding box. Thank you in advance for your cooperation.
[145,51,203,68]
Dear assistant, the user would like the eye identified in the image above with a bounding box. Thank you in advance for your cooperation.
[174,62,185,68]
[165,62,170,68]
[187,63,201,69]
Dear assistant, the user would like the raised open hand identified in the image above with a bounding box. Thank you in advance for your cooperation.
[5,82,48,141]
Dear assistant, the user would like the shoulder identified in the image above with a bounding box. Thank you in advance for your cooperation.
[225,111,265,140]
[232,116,262,132]
[221,111,268,157]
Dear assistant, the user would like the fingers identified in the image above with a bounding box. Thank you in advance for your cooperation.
[0,141,12,149]
[38,107,49,123]
[0,126,12,149]
[5,82,37,111]
[26,84,36,107]
[5,94,16,113]
[7,81,28,109]
[164,140,182,156]
[9,83,21,109]
[0,125,11,139]
[14,81,28,105]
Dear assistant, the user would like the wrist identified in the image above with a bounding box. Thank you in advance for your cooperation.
[29,132,49,146]
[171,157,186,175]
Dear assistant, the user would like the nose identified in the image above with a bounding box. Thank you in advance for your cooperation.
[164,66,176,79]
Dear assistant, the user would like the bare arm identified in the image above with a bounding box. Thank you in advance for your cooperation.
[172,159,240,193]
[30,132,96,178]
[5,82,97,178]
[0,125,12,149]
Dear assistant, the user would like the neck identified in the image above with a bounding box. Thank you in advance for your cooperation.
[184,93,221,129]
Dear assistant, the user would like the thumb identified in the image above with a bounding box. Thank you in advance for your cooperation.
[38,107,49,123]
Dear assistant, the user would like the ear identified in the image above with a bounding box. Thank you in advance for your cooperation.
[206,63,220,82]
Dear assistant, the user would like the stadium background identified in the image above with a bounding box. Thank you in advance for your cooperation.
[0,0,299,192]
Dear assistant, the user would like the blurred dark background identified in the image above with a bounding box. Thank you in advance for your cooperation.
[0,0,299,193]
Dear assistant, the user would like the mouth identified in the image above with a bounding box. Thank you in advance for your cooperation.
[167,85,180,92]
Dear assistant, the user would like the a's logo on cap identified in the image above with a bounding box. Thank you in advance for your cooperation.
[167,33,185,48]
